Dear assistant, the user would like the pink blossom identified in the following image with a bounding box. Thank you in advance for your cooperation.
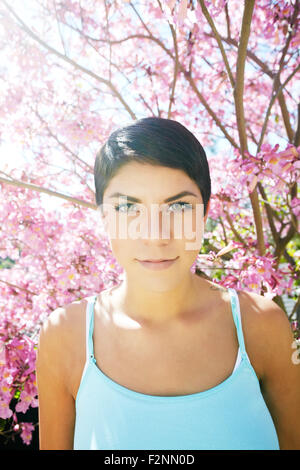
[0,398,13,419]
[20,423,35,446]
[15,391,34,414]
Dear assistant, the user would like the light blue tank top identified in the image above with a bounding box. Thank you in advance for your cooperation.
[73,288,279,450]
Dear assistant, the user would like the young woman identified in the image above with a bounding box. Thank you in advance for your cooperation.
[36,117,300,450]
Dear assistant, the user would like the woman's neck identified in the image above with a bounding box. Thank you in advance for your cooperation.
[112,273,210,328]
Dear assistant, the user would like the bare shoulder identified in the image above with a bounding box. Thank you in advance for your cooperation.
[236,289,293,380]
[39,297,86,346]
[37,297,88,395]
[237,288,290,328]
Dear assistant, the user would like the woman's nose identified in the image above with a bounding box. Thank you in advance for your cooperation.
[134,204,172,241]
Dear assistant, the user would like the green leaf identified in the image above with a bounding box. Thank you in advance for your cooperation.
[0,417,7,432]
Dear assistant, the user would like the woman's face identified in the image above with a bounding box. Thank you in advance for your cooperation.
[101,161,209,291]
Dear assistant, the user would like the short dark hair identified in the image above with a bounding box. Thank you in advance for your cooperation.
[94,116,211,216]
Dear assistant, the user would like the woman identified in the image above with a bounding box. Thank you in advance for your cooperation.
[36,117,300,450]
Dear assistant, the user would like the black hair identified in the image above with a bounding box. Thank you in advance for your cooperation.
[94,116,211,217]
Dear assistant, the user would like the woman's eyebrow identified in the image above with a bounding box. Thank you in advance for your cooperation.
[107,191,199,203]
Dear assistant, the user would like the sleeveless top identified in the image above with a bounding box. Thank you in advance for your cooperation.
[73,288,280,450]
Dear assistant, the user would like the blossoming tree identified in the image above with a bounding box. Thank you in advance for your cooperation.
[0,0,299,446]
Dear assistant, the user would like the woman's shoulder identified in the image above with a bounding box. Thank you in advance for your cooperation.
[237,288,286,321]
[40,297,88,340]
[235,289,291,378]
[233,288,289,346]
[37,297,91,397]
[38,298,89,364]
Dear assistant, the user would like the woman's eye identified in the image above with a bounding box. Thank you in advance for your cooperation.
[114,203,138,213]
[167,202,193,212]
[114,201,193,213]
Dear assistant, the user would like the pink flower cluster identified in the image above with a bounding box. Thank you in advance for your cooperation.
[196,242,295,299]
[0,179,123,446]
[232,144,299,197]
[0,325,38,445]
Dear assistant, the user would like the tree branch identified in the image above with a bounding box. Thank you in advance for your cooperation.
[256,64,300,154]
[58,6,240,148]
[224,2,231,39]
[104,0,113,83]
[232,0,266,256]
[167,22,179,119]
[32,106,94,173]
[198,0,235,88]
[294,103,300,147]
[0,176,96,210]
[0,279,37,296]
[208,32,296,142]
[223,209,248,247]
[233,0,255,155]
[0,0,137,120]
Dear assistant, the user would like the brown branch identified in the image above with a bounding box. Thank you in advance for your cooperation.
[224,2,231,39]
[125,0,240,148]
[257,182,280,244]
[57,4,240,148]
[218,216,229,245]
[223,210,248,247]
[273,222,298,270]
[198,0,235,88]
[205,33,273,76]
[32,107,94,173]
[278,2,299,71]
[104,0,112,83]
[289,295,300,322]
[253,65,299,260]
[52,0,67,56]
[0,176,96,210]
[0,279,37,296]
[294,103,300,147]
[181,71,240,149]
[256,64,300,154]
[137,92,156,116]
[208,32,296,142]
[167,22,179,119]
[156,0,178,119]
[233,0,255,155]
[232,0,266,256]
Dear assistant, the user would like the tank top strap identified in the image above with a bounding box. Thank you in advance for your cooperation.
[227,288,248,361]
[85,295,97,363]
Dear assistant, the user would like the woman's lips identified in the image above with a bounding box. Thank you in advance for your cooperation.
[137,256,179,271]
